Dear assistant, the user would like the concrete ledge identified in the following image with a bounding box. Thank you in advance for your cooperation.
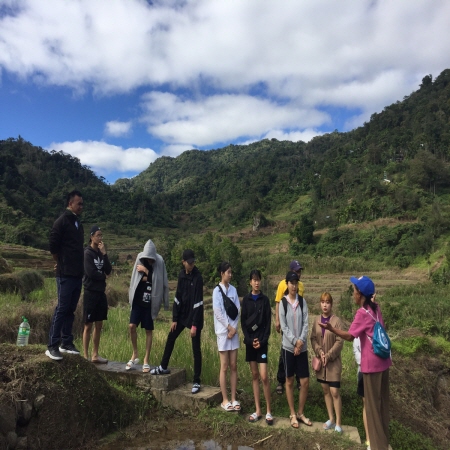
[154,384,222,413]
[95,361,186,391]
[252,417,361,443]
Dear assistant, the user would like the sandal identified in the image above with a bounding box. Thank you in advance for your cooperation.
[249,412,262,423]
[232,400,241,411]
[265,413,273,426]
[142,364,151,373]
[91,356,108,364]
[221,402,234,412]
[276,383,283,395]
[125,358,139,370]
[297,413,312,426]
[335,425,343,433]
[289,414,299,429]
[323,419,336,430]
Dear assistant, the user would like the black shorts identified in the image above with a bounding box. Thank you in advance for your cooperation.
[283,349,309,379]
[245,342,269,364]
[317,378,341,389]
[83,290,108,323]
[357,370,364,397]
[129,302,154,331]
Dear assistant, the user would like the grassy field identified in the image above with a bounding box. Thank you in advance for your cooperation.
[2,239,449,449]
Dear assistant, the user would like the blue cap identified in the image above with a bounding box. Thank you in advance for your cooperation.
[350,276,375,297]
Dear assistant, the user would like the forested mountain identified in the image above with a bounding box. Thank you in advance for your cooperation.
[0,138,174,248]
[2,69,450,261]
[115,69,450,230]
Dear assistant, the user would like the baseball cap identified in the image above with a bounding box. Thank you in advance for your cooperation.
[350,276,375,297]
[90,225,101,235]
[182,249,196,264]
[286,271,300,283]
[289,260,303,271]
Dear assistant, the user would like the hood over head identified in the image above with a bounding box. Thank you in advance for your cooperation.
[141,239,157,261]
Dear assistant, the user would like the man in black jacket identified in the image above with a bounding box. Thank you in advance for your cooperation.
[46,190,84,360]
[151,249,204,394]
[82,225,112,363]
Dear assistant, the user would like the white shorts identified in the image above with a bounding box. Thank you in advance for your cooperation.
[216,332,240,352]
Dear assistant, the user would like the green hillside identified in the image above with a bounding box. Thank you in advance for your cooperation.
[1,69,450,271]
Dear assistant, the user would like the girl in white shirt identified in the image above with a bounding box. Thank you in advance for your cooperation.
[212,261,241,412]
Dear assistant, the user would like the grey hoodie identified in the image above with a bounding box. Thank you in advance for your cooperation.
[280,294,309,354]
[128,240,169,319]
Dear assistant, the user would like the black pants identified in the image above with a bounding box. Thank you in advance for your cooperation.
[160,324,202,384]
[277,343,300,385]
[48,276,82,349]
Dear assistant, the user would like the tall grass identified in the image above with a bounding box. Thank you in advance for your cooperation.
[241,248,386,278]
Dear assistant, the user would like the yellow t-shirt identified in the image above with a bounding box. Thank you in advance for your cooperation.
[275,279,304,302]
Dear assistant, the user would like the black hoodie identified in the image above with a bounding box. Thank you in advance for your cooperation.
[241,291,271,346]
[83,246,112,292]
[173,265,204,330]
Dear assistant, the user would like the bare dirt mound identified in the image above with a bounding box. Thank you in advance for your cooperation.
[0,345,145,450]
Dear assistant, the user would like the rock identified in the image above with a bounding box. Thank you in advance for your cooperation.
[16,437,28,450]
[6,431,18,449]
[17,400,33,426]
[0,403,16,434]
[33,394,45,411]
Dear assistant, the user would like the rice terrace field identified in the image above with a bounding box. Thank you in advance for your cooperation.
[1,238,450,449]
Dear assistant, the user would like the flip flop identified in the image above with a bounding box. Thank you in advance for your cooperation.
[265,413,274,426]
[232,400,241,411]
[221,402,234,412]
[142,364,151,373]
[249,412,262,423]
[323,419,335,430]
[125,358,139,370]
[297,413,312,426]
[91,356,108,364]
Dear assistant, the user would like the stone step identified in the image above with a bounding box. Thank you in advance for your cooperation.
[95,362,360,443]
[95,361,221,412]
[155,383,222,413]
[95,361,186,391]
[250,415,360,443]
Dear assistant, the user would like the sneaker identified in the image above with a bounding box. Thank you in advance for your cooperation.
[45,348,63,360]
[59,343,80,354]
[149,365,170,375]
[192,383,201,394]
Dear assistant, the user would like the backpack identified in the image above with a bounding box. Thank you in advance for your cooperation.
[365,308,391,359]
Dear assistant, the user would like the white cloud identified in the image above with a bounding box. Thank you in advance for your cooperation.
[140,91,329,146]
[47,140,158,174]
[1,0,450,178]
[104,120,132,137]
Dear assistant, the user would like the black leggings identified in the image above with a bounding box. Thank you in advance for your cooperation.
[160,324,202,384]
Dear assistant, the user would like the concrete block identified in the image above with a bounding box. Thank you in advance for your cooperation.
[95,361,186,391]
[155,384,222,413]
[252,416,361,444]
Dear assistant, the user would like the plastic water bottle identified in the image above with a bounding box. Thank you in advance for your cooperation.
[17,316,30,346]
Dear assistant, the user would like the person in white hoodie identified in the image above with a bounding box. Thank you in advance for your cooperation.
[126,240,169,373]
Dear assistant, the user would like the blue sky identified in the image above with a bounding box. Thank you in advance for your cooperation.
[1,0,450,183]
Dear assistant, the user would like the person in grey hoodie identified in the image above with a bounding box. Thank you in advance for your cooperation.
[126,239,169,373]
[279,271,311,429]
